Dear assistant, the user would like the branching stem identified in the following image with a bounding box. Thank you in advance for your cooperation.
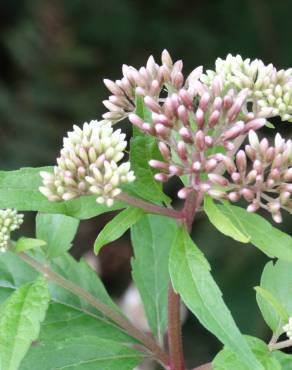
[268,339,292,351]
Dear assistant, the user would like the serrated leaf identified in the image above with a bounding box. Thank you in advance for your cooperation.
[131,214,178,340]
[255,286,289,334]
[94,207,144,254]
[128,136,170,203]
[36,213,79,258]
[15,237,47,252]
[218,203,292,261]
[0,167,126,219]
[169,227,263,370]
[213,336,281,370]
[204,196,250,243]
[20,336,143,370]
[256,260,292,333]
[0,277,50,370]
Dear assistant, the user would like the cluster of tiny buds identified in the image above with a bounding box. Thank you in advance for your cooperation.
[283,317,292,340]
[103,49,201,123]
[201,54,292,122]
[207,130,292,223]
[39,120,135,207]
[0,209,24,252]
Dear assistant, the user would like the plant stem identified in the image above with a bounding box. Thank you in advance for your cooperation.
[168,284,185,370]
[18,252,170,368]
[118,192,184,220]
[268,339,292,351]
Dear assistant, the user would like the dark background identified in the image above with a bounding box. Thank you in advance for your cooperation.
[0,0,291,368]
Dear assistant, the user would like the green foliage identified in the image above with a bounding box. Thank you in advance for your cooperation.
[169,226,263,370]
[20,303,142,370]
[0,277,50,370]
[204,196,250,243]
[217,202,292,261]
[14,237,46,253]
[0,167,125,219]
[20,336,143,370]
[36,213,79,258]
[131,214,178,340]
[94,207,144,254]
[256,260,292,333]
[272,351,292,369]
[213,336,281,370]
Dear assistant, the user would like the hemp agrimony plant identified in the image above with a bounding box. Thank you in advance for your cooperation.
[0,51,291,370]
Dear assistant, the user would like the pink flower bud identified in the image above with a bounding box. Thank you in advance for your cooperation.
[179,89,193,107]
[169,165,183,176]
[150,80,161,96]
[236,150,247,173]
[177,141,188,160]
[208,174,229,187]
[222,121,244,141]
[227,99,244,121]
[154,173,169,182]
[142,123,155,135]
[146,55,157,76]
[266,147,275,162]
[228,192,241,202]
[280,191,290,205]
[208,110,220,128]
[199,183,211,192]
[173,71,184,89]
[129,113,144,129]
[243,118,266,133]
[177,105,189,125]
[246,169,257,183]
[103,79,124,96]
[195,108,205,128]
[272,154,283,168]
[178,187,192,199]
[212,97,223,111]
[259,138,269,154]
[149,160,168,170]
[152,113,172,127]
[164,97,175,118]
[272,212,282,224]
[284,168,292,182]
[192,161,201,172]
[158,142,171,161]
[205,158,218,172]
[241,188,254,202]
[170,93,180,110]
[195,130,205,151]
[161,49,173,68]
[269,168,281,181]
[155,124,169,137]
[245,145,257,161]
[144,96,161,113]
[199,92,210,111]
[223,95,233,109]
[247,201,260,213]
[231,172,241,183]
[224,141,235,151]
[135,86,146,96]
[179,127,193,143]
[253,159,263,173]
[205,136,214,148]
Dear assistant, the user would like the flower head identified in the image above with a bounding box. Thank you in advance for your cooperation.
[0,209,24,252]
[39,120,135,207]
[201,54,292,122]
[283,317,292,340]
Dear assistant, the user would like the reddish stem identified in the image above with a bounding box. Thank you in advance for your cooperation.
[192,362,212,370]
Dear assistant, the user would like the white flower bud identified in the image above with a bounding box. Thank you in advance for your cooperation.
[0,209,24,252]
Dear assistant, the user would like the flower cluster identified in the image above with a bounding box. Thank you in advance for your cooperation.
[0,209,24,252]
[103,50,200,123]
[208,130,292,223]
[39,120,135,207]
[283,317,292,340]
[201,54,292,122]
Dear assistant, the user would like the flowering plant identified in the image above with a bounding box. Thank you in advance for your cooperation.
[0,51,291,370]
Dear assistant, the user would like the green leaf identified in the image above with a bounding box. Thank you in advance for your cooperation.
[94,207,144,254]
[36,213,79,258]
[213,336,281,370]
[204,196,250,243]
[256,260,292,333]
[169,227,263,370]
[265,121,275,129]
[127,136,170,203]
[15,237,47,253]
[218,203,292,261]
[0,277,50,370]
[0,251,122,319]
[135,94,152,124]
[20,336,143,370]
[255,286,289,334]
[131,214,178,340]
[0,167,126,219]
[272,351,292,369]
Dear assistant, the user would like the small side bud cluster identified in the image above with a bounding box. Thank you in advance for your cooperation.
[103,50,201,123]
[208,130,292,223]
[0,209,24,252]
[39,120,135,207]
[201,54,292,122]
[283,318,292,340]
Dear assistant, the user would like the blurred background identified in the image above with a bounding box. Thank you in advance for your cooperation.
[0,0,291,368]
